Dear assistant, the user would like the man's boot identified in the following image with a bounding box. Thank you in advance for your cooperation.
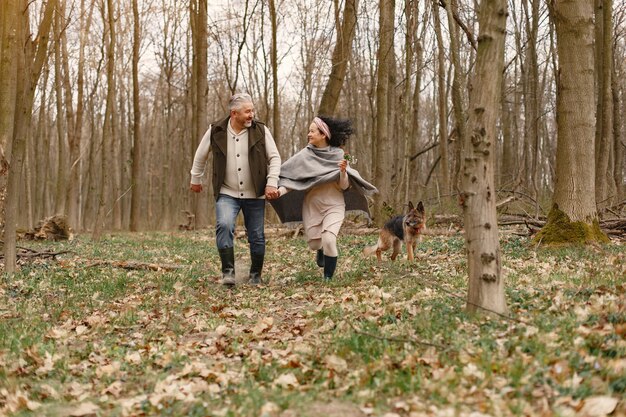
[316,249,325,267]
[249,252,264,285]
[323,255,337,280]
[218,247,236,286]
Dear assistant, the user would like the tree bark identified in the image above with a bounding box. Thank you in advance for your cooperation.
[4,0,56,272]
[0,0,19,239]
[130,0,142,232]
[318,0,358,116]
[462,0,508,315]
[190,0,209,228]
[268,0,281,142]
[93,0,116,239]
[536,0,609,244]
[53,5,68,216]
[594,0,614,208]
[522,0,541,216]
[373,0,395,224]
[66,0,92,230]
[432,1,451,198]
[443,0,467,196]
[613,62,624,201]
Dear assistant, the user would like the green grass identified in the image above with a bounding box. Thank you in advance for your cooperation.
[0,230,624,416]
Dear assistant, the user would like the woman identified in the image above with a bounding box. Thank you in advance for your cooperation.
[269,116,377,280]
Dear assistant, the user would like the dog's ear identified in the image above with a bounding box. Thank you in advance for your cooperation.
[416,201,424,213]
[407,201,414,211]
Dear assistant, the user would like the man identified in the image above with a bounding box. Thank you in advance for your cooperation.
[190,93,281,286]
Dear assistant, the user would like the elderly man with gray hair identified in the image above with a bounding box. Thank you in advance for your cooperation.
[190,93,281,286]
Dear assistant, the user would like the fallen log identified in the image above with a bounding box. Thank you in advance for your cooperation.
[0,241,71,261]
[84,259,186,271]
[22,215,73,241]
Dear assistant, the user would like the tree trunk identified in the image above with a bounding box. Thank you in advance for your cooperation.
[373,0,395,224]
[318,0,358,116]
[462,0,508,315]
[67,0,93,230]
[191,0,209,228]
[613,63,624,201]
[53,7,68,216]
[4,0,56,272]
[432,1,450,198]
[130,0,142,232]
[93,0,116,239]
[522,0,541,216]
[268,0,281,142]
[594,0,614,209]
[0,0,19,240]
[536,0,609,245]
[443,0,467,196]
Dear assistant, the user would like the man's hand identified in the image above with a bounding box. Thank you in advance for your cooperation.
[265,186,280,200]
[190,183,203,193]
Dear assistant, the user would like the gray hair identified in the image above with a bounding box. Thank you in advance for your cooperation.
[229,93,253,111]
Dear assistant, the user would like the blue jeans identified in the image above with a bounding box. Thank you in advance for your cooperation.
[215,194,266,254]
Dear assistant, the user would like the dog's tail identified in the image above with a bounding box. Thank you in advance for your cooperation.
[362,239,380,257]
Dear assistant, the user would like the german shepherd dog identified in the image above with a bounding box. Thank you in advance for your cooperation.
[363,201,425,262]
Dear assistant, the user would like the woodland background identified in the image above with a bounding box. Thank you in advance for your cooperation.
[0,0,624,237]
[1,2,625,415]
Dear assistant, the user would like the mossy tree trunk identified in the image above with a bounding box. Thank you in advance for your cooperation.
[461,0,508,315]
[537,0,609,245]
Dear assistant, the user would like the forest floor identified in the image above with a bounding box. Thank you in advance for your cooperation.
[1,225,625,417]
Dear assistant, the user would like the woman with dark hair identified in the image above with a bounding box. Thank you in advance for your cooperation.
[268,116,377,280]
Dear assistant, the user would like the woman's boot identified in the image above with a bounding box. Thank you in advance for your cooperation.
[316,249,325,267]
[323,255,337,280]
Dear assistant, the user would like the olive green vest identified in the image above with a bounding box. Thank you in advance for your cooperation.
[210,117,268,199]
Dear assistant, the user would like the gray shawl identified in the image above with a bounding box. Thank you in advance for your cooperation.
[270,144,378,223]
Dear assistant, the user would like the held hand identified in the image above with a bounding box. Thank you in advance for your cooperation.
[265,186,280,200]
[190,183,203,193]
[338,159,348,173]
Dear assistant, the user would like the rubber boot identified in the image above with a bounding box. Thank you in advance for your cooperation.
[218,247,236,286]
[249,252,264,285]
[316,249,325,267]
[323,255,337,280]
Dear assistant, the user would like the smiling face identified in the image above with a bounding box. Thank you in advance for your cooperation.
[230,101,255,132]
[307,122,329,148]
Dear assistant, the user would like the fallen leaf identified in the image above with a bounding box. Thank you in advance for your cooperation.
[324,354,348,373]
[68,401,100,416]
[252,317,274,335]
[577,396,618,416]
[125,351,141,365]
[274,373,299,388]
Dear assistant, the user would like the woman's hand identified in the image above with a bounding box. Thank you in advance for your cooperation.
[338,159,348,173]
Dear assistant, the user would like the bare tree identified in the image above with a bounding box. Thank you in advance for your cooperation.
[594,0,615,208]
[130,0,142,231]
[536,0,609,244]
[4,0,56,272]
[318,0,358,116]
[0,0,19,238]
[521,0,541,215]
[190,0,209,228]
[373,0,395,223]
[93,0,117,239]
[268,0,281,143]
[444,0,468,197]
[461,0,508,315]
[432,0,451,197]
